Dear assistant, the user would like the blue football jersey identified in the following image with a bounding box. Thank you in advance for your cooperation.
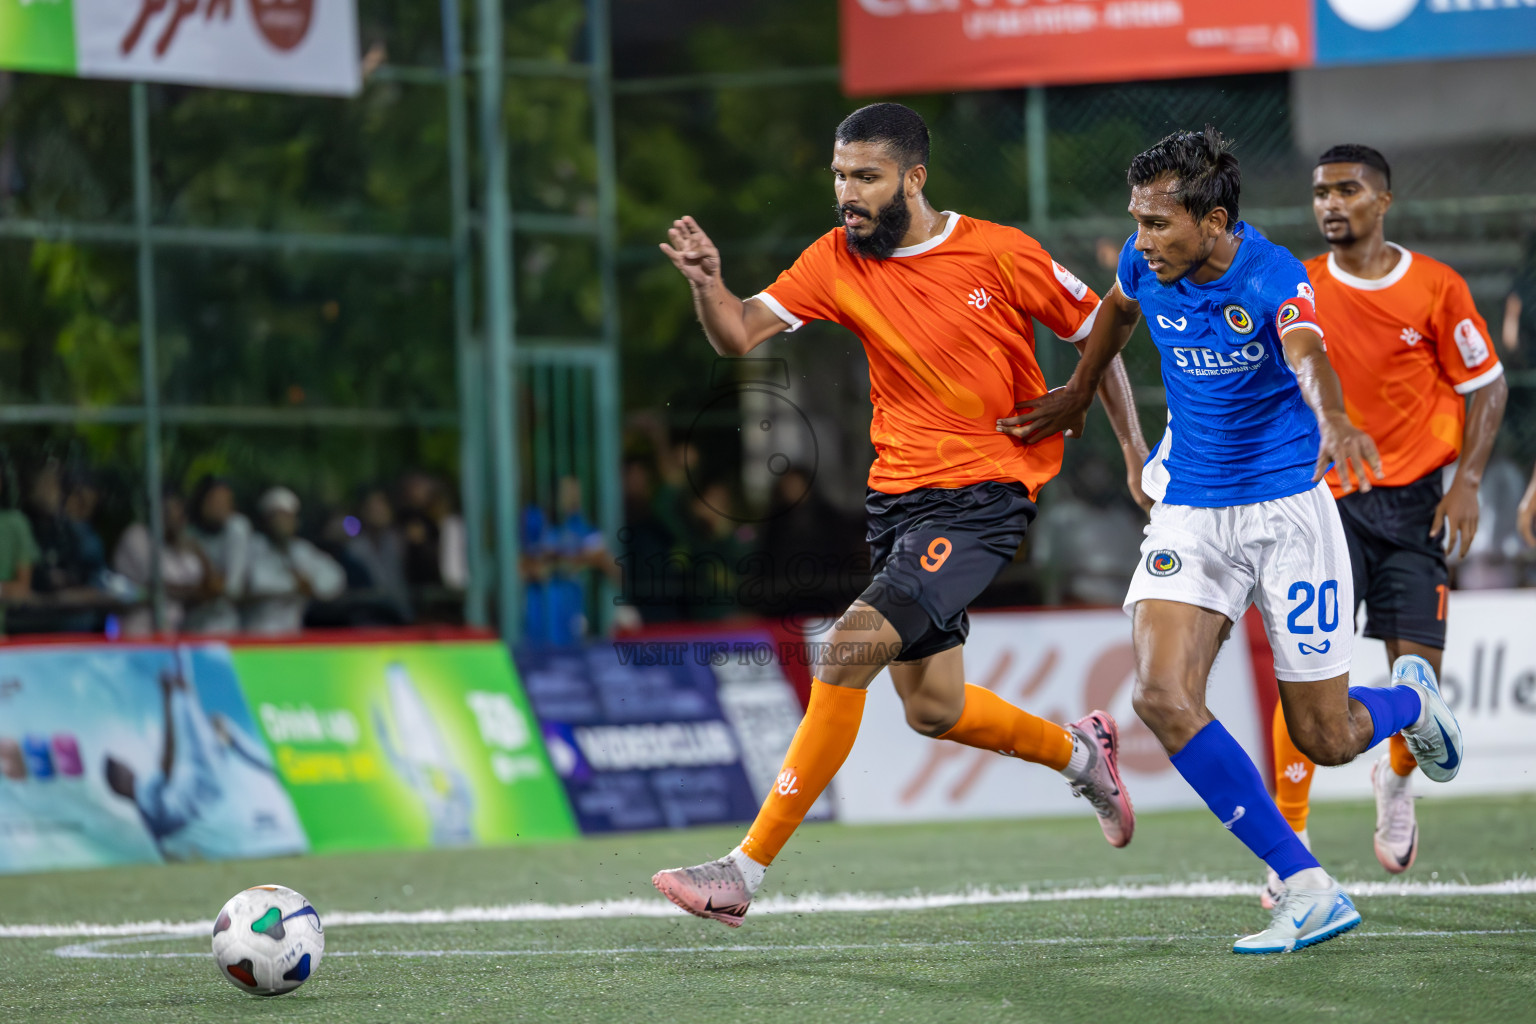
[1117,223,1324,508]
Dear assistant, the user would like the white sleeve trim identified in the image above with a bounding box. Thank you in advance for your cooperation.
[1454,360,1505,395]
[750,291,804,333]
[1060,299,1101,343]
[1115,273,1131,299]
[1279,320,1324,340]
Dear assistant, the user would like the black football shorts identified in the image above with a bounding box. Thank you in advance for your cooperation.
[1336,471,1449,649]
[860,480,1035,662]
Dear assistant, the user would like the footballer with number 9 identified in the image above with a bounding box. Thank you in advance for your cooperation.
[650,103,1149,928]
[1005,128,1468,954]
[1261,145,1507,906]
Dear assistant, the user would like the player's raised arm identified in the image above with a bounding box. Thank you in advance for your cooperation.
[1280,325,1382,494]
[998,281,1142,446]
[660,216,788,357]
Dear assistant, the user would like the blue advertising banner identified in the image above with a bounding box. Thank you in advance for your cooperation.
[1316,0,1536,66]
[0,644,308,874]
[518,630,829,833]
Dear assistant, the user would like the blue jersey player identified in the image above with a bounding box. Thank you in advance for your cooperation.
[1002,128,1468,954]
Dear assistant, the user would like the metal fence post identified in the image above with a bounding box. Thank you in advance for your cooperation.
[442,0,489,627]
[1026,86,1049,232]
[589,0,624,631]
[477,0,522,643]
[131,82,167,634]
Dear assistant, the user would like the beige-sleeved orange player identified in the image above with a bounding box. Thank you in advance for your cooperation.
[650,103,1147,928]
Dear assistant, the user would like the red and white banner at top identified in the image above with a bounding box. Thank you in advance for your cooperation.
[841,0,1312,95]
[77,0,359,96]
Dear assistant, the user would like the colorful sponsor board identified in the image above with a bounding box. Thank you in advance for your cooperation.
[519,631,828,833]
[0,0,357,95]
[1316,0,1536,66]
[1305,590,1536,801]
[0,0,76,74]
[832,608,1264,823]
[0,643,307,874]
[230,642,576,852]
[841,0,1536,94]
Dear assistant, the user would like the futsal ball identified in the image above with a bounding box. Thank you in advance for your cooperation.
[211,884,324,996]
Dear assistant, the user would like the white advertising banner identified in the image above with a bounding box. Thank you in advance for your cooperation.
[834,608,1265,824]
[1308,590,1536,801]
[75,0,359,96]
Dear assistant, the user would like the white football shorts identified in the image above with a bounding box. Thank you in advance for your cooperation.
[1122,480,1353,682]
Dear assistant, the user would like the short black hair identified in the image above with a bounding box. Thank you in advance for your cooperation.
[1316,144,1391,190]
[1127,126,1242,226]
[835,103,930,171]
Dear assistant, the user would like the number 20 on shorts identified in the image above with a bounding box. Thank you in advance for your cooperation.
[1287,579,1340,635]
[920,537,952,572]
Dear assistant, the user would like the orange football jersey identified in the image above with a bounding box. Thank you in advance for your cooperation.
[754,212,1100,497]
[1306,245,1504,497]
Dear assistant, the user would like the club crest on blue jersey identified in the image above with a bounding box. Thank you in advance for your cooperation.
[1223,304,1255,335]
[1146,550,1181,577]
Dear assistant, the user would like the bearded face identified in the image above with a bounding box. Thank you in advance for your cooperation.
[837,187,913,261]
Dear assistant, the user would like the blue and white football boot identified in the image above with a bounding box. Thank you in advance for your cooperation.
[1394,654,1464,783]
[1233,882,1361,954]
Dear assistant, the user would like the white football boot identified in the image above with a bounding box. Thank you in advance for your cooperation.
[1260,828,1309,910]
[1372,754,1418,873]
[652,858,755,928]
[1394,655,1464,783]
[1233,881,1361,954]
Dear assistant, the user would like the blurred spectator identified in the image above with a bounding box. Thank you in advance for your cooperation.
[397,472,443,587]
[620,453,681,622]
[522,476,626,644]
[755,465,864,617]
[1032,454,1146,606]
[1501,231,1536,369]
[244,487,345,635]
[113,489,216,636]
[24,460,102,630]
[61,472,107,587]
[684,479,755,620]
[346,487,411,622]
[0,476,39,635]
[25,460,98,597]
[431,486,468,591]
[185,476,251,634]
[628,409,698,545]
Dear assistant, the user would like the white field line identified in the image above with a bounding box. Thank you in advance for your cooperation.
[50,928,1536,960]
[6,876,1535,940]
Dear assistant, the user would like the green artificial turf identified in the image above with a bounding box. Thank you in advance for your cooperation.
[2,795,1533,1024]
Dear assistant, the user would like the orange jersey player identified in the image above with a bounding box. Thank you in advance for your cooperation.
[1264,144,1509,909]
[650,103,1148,928]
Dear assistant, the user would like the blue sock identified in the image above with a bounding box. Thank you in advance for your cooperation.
[1348,685,1424,749]
[1170,720,1320,879]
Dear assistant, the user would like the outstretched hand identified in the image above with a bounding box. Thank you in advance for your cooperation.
[659,216,721,288]
[1316,413,1382,494]
[996,386,1092,446]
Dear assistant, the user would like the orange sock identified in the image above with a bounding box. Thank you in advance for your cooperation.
[937,684,1073,771]
[1272,702,1314,833]
[1388,732,1417,777]
[739,680,866,866]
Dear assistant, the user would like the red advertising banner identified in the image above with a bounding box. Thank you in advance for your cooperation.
[841,0,1313,95]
